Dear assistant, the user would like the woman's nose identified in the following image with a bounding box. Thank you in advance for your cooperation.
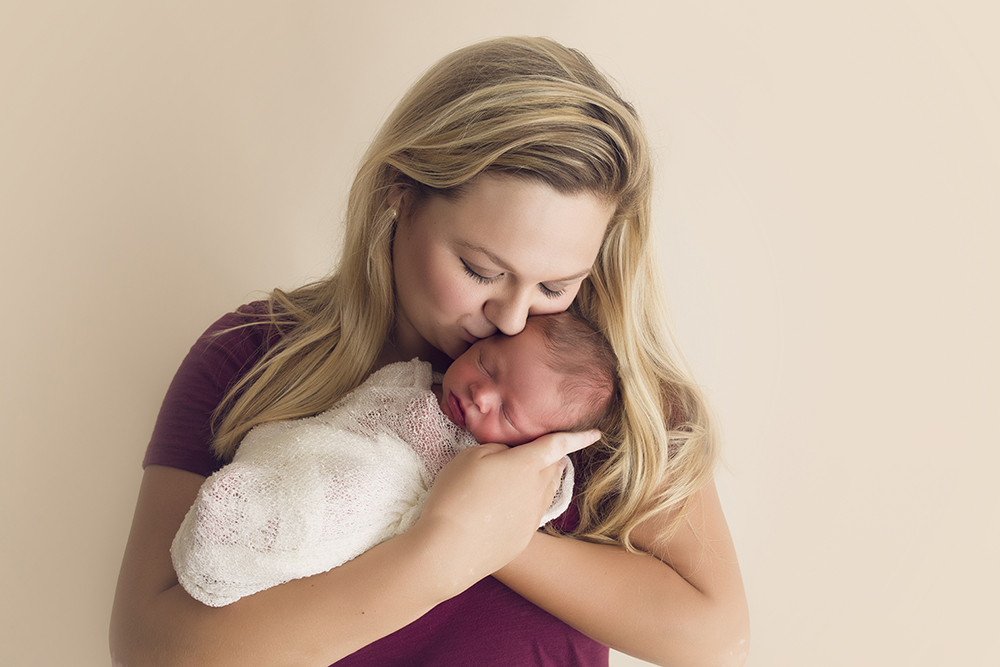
[483,291,531,336]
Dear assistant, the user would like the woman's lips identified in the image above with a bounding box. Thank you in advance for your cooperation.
[463,325,498,344]
[448,392,466,429]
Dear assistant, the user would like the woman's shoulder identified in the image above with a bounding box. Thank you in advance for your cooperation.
[141,301,283,477]
[205,299,282,341]
[187,300,289,368]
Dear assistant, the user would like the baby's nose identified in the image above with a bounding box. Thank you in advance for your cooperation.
[471,384,497,413]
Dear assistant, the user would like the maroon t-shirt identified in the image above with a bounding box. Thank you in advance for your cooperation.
[143,303,609,667]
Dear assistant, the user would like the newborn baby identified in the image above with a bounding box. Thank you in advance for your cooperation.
[172,312,618,606]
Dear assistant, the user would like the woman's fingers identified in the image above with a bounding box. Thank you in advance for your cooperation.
[514,429,602,467]
[413,430,602,583]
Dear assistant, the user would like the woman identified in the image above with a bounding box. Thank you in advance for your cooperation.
[110,36,749,666]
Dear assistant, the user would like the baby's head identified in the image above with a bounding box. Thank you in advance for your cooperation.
[439,312,619,446]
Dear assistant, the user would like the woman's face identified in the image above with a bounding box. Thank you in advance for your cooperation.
[391,173,614,364]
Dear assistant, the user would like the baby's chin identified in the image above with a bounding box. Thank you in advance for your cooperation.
[451,418,484,444]
[449,419,490,446]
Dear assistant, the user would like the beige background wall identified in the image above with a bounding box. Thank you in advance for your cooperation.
[1,2,997,665]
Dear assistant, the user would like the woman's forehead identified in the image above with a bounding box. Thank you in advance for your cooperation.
[429,175,613,274]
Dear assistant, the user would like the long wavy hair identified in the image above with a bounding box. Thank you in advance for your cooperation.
[211,36,719,550]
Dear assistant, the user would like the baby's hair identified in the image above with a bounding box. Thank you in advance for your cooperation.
[527,312,620,433]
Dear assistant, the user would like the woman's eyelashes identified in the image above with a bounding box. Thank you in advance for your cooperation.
[461,259,500,284]
[539,283,566,298]
[460,258,567,299]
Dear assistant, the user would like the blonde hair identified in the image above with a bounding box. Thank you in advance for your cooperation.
[212,36,718,550]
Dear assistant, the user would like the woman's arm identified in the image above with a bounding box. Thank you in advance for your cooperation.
[493,477,750,667]
[110,432,600,667]
[110,465,458,667]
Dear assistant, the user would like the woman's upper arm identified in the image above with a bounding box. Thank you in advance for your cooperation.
[113,466,203,600]
[631,477,750,660]
[110,465,218,665]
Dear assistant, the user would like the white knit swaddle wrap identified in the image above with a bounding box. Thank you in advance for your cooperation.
[171,359,575,607]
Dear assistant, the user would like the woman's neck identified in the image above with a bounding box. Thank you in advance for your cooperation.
[376,334,451,373]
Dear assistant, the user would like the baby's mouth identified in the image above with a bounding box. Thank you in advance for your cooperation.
[447,392,466,429]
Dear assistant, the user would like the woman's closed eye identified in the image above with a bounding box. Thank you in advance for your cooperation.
[461,259,502,284]
[539,283,566,299]
[462,258,568,299]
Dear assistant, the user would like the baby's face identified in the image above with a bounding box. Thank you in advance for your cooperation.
[439,324,577,446]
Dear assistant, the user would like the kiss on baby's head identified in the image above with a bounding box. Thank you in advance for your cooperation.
[438,312,619,447]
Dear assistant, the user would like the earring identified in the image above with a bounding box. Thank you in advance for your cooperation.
[388,208,398,221]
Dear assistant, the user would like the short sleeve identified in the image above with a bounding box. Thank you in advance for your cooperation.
[143,302,276,477]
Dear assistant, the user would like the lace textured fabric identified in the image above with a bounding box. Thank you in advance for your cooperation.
[171,359,574,607]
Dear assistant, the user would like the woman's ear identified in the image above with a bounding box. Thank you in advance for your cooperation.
[386,185,409,219]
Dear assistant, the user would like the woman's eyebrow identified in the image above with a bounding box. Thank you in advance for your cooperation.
[456,241,592,283]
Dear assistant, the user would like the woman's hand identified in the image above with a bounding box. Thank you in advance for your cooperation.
[414,430,601,589]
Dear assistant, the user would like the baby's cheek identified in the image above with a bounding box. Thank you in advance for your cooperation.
[468,425,505,447]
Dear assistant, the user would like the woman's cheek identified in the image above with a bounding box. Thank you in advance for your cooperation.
[433,274,478,317]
